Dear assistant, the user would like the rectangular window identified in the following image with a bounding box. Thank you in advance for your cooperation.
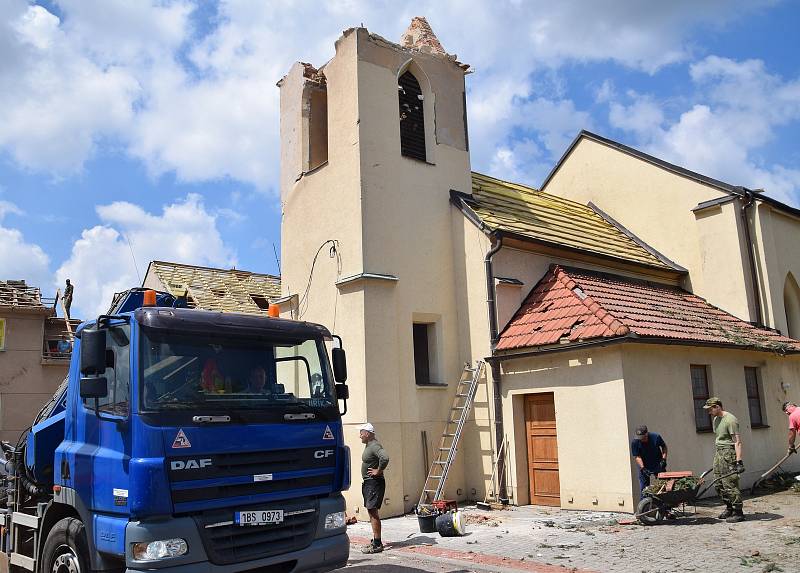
[0,318,5,350]
[744,367,765,427]
[308,87,328,170]
[690,365,712,431]
[413,323,433,385]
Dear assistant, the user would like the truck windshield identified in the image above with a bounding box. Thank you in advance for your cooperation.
[140,329,335,412]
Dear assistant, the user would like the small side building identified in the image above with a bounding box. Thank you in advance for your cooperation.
[0,280,78,443]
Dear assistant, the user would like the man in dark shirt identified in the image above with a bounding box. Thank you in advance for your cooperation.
[359,422,389,554]
[630,425,668,491]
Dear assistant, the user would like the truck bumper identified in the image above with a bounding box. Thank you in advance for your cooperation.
[124,533,349,573]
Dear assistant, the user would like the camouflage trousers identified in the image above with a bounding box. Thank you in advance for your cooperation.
[713,446,742,510]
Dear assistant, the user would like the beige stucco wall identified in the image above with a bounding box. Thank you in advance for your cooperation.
[0,311,69,442]
[498,346,634,511]
[621,344,800,500]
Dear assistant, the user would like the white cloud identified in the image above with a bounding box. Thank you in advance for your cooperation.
[0,0,779,191]
[605,56,800,206]
[0,200,51,289]
[55,194,236,317]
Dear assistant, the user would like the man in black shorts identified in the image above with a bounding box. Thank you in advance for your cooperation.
[359,422,389,554]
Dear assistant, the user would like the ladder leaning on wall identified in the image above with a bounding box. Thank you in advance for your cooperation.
[418,360,485,507]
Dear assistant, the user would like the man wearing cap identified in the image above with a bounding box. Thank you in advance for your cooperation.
[704,397,745,522]
[358,423,390,554]
[630,425,668,492]
[782,402,799,455]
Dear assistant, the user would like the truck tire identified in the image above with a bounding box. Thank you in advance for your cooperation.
[40,517,91,573]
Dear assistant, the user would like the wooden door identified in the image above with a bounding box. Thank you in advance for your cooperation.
[525,393,560,506]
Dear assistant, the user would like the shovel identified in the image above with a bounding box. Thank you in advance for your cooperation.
[750,450,795,493]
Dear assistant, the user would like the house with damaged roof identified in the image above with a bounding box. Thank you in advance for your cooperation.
[277,18,800,515]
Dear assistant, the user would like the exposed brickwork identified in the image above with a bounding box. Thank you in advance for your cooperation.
[400,16,447,55]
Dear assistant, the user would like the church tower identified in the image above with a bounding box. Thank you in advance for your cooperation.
[278,18,472,516]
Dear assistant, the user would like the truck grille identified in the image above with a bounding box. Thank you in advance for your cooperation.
[169,447,336,504]
[193,497,318,565]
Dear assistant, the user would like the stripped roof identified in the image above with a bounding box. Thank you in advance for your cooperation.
[454,173,681,271]
[0,280,48,310]
[146,261,281,315]
[497,265,800,354]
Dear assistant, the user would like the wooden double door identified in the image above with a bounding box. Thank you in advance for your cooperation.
[525,393,560,506]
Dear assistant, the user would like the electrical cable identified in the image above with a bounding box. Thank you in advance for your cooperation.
[297,239,340,319]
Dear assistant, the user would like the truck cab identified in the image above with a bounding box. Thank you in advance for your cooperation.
[2,290,351,573]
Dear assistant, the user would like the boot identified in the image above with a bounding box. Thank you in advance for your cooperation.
[725,508,744,523]
[717,506,733,519]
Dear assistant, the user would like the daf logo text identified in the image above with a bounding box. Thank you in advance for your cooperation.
[171,458,212,470]
[314,449,335,459]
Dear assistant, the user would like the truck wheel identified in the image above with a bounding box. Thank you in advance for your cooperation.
[40,517,91,573]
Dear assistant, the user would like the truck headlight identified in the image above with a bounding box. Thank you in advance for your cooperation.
[324,511,346,530]
[132,538,188,561]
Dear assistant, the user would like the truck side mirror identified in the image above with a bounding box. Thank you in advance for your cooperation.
[332,348,347,383]
[80,377,108,399]
[80,329,107,376]
[335,383,349,400]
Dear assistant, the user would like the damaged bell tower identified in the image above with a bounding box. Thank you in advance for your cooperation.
[278,18,473,517]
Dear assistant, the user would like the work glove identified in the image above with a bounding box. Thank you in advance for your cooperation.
[733,460,745,474]
[641,468,653,477]
[658,459,667,473]
[789,446,797,455]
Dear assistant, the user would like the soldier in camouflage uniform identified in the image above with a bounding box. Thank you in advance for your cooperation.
[703,397,745,522]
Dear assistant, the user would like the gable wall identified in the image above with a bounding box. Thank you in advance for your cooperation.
[542,138,755,323]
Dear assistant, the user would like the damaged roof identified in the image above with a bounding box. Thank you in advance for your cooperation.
[497,265,800,354]
[146,261,281,315]
[0,280,49,311]
[453,173,682,271]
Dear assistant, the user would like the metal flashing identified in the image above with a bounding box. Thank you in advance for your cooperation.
[692,195,738,213]
[335,272,399,288]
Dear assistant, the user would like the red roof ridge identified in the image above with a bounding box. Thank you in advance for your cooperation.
[552,265,631,337]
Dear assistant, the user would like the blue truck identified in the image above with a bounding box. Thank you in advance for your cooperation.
[0,288,351,573]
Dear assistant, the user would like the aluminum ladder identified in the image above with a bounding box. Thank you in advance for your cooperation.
[418,361,485,506]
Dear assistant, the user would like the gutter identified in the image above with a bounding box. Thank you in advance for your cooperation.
[483,235,508,502]
[738,188,764,327]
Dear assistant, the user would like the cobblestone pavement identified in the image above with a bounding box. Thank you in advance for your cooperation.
[345,488,800,572]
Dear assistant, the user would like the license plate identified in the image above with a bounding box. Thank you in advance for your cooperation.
[235,510,284,526]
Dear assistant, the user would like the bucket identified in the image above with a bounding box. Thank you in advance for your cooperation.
[435,511,465,537]
[417,514,437,533]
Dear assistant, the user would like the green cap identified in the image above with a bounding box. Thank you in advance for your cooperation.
[702,397,722,409]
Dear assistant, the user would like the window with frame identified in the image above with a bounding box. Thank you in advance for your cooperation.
[83,324,130,416]
[398,71,426,162]
[690,365,712,431]
[413,323,435,386]
[744,367,765,427]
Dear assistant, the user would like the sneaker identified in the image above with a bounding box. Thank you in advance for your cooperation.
[717,507,733,520]
[725,510,744,523]
[361,543,384,554]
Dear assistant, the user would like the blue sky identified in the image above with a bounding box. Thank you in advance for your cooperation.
[0,0,798,317]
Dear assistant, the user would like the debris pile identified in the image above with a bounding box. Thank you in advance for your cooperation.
[643,475,699,495]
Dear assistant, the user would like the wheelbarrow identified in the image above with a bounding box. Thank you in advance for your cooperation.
[635,468,739,525]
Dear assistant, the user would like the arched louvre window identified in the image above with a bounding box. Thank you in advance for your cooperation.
[398,71,426,161]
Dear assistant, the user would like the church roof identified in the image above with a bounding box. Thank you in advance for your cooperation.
[452,173,684,272]
[145,261,281,315]
[497,265,800,354]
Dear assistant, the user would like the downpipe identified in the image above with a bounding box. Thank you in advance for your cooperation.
[739,189,764,327]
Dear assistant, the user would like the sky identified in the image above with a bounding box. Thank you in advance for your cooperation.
[1,0,799,318]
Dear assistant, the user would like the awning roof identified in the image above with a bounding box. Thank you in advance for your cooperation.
[497,265,800,354]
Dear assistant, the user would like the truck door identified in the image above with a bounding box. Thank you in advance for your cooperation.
[73,324,133,514]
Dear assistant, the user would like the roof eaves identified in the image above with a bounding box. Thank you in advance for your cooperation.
[496,228,679,273]
[692,195,739,213]
[587,202,688,273]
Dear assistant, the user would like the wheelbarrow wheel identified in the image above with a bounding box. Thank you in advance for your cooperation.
[636,497,664,525]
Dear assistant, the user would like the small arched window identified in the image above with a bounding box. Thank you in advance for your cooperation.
[398,71,426,161]
[784,273,800,339]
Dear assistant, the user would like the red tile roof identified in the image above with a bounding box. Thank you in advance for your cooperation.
[496,266,800,354]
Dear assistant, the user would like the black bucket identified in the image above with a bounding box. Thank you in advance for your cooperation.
[435,511,464,537]
[417,514,437,533]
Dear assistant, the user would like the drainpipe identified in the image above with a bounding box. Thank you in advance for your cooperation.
[739,189,764,327]
[484,235,508,501]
